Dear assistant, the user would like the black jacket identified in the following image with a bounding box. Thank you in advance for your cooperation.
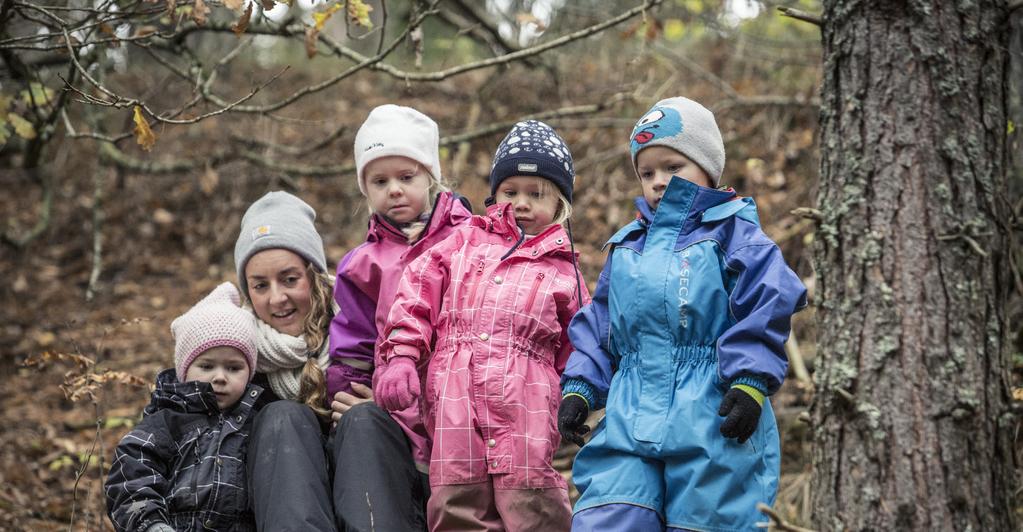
[106,369,264,531]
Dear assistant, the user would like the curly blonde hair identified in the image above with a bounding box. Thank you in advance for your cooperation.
[297,263,334,420]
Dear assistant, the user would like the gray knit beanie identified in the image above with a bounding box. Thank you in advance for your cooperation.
[234,191,326,298]
[629,97,726,187]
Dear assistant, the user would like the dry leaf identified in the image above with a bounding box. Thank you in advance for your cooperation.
[644,18,663,41]
[347,0,373,28]
[132,25,159,38]
[305,26,320,59]
[23,351,94,370]
[260,0,275,9]
[132,106,156,151]
[153,207,175,225]
[312,2,342,31]
[192,0,210,25]
[515,13,546,32]
[165,0,175,17]
[232,3,253,35]
[199,164,219,196]
[224,0,244,10]
[8,113,36,140]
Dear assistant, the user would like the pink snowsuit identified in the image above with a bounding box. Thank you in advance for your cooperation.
[380,202,590,529]
[327,191,472,468]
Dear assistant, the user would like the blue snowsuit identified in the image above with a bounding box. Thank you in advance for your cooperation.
[561,177,807,531]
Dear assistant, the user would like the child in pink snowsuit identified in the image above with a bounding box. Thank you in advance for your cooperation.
[376,120,590,531]
[327,104,472,530]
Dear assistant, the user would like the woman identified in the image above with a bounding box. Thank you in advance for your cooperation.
[236,191,438,532]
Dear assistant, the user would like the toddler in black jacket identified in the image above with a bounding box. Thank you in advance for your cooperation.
[106,282,262,532]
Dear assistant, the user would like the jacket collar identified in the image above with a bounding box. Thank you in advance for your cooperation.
[633,177,738,229]
[366,192,472,244]
[145,368,263,417]
[482,202,575,260]
[606,178,738,249]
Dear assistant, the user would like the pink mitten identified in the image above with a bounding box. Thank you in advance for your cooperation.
[376,357,420,412]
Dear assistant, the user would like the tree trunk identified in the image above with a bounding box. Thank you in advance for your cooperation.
[810,2,1017,530]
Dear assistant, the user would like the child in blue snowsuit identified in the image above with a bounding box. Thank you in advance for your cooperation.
[557,96,807,531]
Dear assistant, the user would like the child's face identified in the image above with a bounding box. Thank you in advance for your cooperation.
[364,156,433,224]
[245,249,311,336]
[635,146,713,211]
[495,176,561,235]
[185,346,250,410]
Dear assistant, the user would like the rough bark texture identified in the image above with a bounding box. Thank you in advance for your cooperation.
[810,1,1017,530]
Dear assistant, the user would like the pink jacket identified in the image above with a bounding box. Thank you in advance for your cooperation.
[327,192,472,468]
[380,203,591,489]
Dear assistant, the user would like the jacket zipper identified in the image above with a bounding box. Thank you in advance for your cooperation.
[465,257,486,308]
[523,272,545,310]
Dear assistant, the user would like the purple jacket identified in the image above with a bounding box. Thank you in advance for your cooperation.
[327,191,472,467]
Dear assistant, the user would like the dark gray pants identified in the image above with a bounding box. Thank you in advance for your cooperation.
[247,401,428,532]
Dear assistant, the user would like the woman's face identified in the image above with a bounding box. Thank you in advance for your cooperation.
[244,249,311,336]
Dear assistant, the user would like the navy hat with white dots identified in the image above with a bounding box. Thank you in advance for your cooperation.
[489,120,575,203]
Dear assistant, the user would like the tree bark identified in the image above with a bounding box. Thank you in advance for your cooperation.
[810,1,1017,530]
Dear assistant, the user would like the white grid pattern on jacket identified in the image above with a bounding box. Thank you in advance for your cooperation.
[382,212,590,490]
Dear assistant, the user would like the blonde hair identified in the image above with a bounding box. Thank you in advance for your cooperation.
[401,177,450,243]
[539,179,573,228]
[297,263,334,420]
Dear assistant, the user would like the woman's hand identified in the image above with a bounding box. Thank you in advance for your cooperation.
[330,382,375,425]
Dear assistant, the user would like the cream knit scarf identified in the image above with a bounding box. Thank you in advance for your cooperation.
[252,300,337,401]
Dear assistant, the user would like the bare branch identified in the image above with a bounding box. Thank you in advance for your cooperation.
[756,503,817,532]
[320,0,662,83]
[98,93,634,176]
[443,0,523,55]
[231,123,348,156]
[653,42,740,99]
[777,6,822,27]
[714,94,820,113]
[440,92,636,145]
[791,207,824,222]
[85,169,105,301]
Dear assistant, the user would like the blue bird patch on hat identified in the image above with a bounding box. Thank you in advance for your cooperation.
[630,106,684,156]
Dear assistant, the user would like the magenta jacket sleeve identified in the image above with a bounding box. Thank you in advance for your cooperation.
[326,248,376,399]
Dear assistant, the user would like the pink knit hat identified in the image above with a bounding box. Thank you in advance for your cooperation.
[171,282,258,382]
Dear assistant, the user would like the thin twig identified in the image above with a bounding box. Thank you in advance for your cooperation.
[315,0,661,83]
[791,207,823,222]
[834,387,855,404]
[68,415,104,531]
[776,6,822,27]
[232,123,348,157]
[756,502,817,532]
[785,333,812,385]
[937,232,990,258]
[86,169,105,301]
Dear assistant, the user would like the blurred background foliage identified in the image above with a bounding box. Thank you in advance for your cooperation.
[0,0,1019,529]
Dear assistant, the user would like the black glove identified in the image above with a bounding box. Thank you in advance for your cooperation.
[718,387,762,443]
[558,394,591,447]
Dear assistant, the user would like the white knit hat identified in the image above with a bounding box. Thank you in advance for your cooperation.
[353,104,443,195]
[171,282,258,382]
